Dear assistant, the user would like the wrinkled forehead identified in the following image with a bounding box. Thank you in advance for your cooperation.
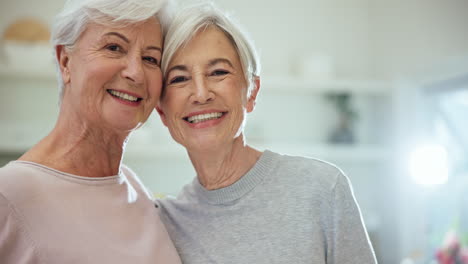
[76,17,162,47]
[167,25,240,68]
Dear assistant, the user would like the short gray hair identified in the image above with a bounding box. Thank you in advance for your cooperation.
[161,2,261,97]
[51,0,173,102]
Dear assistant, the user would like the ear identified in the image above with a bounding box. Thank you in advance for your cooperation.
[55,45,71,84]
[155,105,168,127]
[246,76,260,113]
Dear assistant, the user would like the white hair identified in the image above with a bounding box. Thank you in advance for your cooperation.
[51,0,173,103]
[161,2,261,97]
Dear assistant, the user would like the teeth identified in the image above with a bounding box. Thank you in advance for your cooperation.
[187,112,223,124]
[108,90,139,102]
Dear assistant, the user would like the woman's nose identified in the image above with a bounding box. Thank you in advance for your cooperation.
[191,78,214,104]
[121,56,144,85]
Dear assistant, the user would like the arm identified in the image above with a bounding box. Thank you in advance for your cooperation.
[326,172,378,264]
[0,193,39,263]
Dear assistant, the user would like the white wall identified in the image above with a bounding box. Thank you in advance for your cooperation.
[2,0,467,79]
[1,0,374,82]
[0,0,62,28]
[207,0,373,79]
[370,0,468,80]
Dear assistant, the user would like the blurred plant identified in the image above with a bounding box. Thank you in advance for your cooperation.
[325,92,359,144]
[325,92,358,120]
[435,230,468,264]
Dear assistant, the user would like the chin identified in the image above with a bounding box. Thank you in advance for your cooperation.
[107,110,150,130]
[109,122,139,133]
[183,136,229,153]
[105,118,144,134]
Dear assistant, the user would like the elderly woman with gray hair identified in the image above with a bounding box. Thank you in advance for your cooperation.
[156,3,377,264]
[0,0,181,263]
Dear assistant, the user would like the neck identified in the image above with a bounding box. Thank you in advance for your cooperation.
[187,135,261,190]
[19,110,129,177]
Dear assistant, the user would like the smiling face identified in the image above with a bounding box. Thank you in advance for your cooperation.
[158,26,259,152]
[58,17,163,132]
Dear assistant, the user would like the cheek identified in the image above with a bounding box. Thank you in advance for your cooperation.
[85,56,115,75]
[162,104,185,141]
[162,90,186,111]
[147,71,163,97]
[76,64,117,95]
[148,83,162,102]
[163,97,185,130]
[222,78,248,100]
[229,85,249,108]
[166,101,181,123]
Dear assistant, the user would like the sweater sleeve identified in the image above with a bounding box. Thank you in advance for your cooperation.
[326,172,378,264]
[0,193,39,264]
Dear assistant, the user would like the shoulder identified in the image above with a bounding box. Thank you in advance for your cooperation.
[156,182,195,207]
[0,191,41,263]
[0,162,43,198]
[0,162,55,231]
[0,191,22,225]
[0,164,33,236]
[0,161,46,179]
[0,161,34,179]
[266,150,344,190]
[155,179,199,212]
[120,164,154,201]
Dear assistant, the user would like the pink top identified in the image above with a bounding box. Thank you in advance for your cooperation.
[0,161,181,264]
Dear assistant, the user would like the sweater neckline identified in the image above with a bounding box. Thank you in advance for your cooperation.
[192,150,278,205]
[9,160,122,185]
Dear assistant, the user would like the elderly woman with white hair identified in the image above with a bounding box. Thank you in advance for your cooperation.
[156,3,377,264]
[0,0,181,263]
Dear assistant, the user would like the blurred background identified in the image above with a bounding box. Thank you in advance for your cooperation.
[0,0,467,263]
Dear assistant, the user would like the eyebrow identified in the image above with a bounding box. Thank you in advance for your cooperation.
[208,58,233,68]
[166,58,234,76]
[103,32,162,52]
[166,65,188,76]
[147,46,162,52]
[104,32,130,43]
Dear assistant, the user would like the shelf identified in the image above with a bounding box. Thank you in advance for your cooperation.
[0,42,56,81]
[0,124,51,155]
[0,143,28,155]
[0,65,56,81]
[262,76,392,95]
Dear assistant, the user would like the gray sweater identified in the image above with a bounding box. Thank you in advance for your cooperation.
[158,150,377,264]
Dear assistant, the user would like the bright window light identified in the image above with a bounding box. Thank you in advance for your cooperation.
[409,144,449,185]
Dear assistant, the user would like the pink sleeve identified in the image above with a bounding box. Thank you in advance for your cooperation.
[0,193,40,264]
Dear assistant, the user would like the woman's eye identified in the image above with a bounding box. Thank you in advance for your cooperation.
[168,76,188,84]
[105,44,123,52]
[211,70,229,76]
[143,56,159,65]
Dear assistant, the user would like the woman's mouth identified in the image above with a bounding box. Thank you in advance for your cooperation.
[183,112,226,124]
[107,89,143,102]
